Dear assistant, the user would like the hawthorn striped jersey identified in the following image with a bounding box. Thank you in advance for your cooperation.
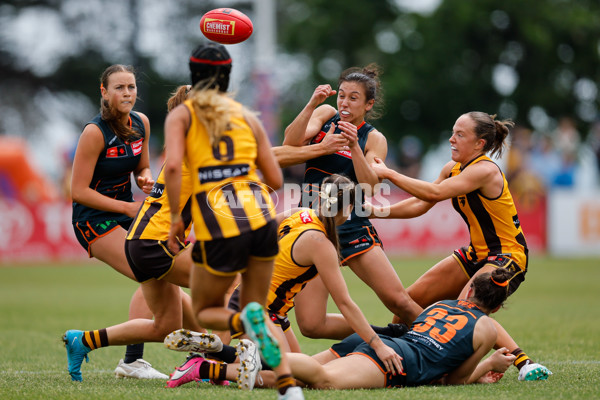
[126,163,193,241]
[184,97,275,241]
[450,155,527,269]
[267,208,325,316]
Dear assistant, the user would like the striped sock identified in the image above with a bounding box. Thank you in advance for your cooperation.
[511,347,532,370]
[276,374,295,395]
[199,359,227,381]
[81,329,109,350]
[229,312,245,336]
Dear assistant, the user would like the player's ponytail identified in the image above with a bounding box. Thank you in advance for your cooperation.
[467,112,514,158]
[188,87,235,146]
[470,268,513,311]
[317,174,355,258]
[167,85,191,112]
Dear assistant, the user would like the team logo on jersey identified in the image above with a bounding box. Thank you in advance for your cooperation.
[131,138,143,156]
[458,196,466,207]
[106,145,127,158]
[299,210,313,223]
[512,214,521,229]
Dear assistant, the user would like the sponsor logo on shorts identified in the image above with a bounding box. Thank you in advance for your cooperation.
[348,235,369,246]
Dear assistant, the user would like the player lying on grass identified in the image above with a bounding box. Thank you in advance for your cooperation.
[163,268,519,389]
[368,111,551,381]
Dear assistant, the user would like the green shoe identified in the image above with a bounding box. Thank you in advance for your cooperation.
[240,302,281,368]
[518,362,552,381]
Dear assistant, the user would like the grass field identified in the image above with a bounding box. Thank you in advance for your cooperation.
[1,256,599,399]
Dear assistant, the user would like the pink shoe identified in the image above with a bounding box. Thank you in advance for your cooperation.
[166,354,209,388]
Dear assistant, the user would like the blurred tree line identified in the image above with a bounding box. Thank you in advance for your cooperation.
[1,0,600,159]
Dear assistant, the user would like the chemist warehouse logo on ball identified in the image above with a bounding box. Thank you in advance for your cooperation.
[207,180,278,221]
[204,19,234,35]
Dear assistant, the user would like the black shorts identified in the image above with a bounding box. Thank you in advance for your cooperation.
[452,247,526,296]
[330,333,407,387]
[73,218,132,257]
[192,220,279,276]
[125,238,190,283]
[338,223,382,264]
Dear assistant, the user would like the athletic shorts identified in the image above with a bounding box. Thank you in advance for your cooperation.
[329,333,407,387]
[452,247,526,296]
[125,238,190,283]
[192,220,279,276]
[73,218,132,257]
[338,224,382,264]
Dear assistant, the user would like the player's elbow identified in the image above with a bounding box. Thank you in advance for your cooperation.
[420,189,444,203]
[164,160,180,178]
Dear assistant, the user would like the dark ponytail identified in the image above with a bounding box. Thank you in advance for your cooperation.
[317,174,356,257]
[466,111,514,158]
[470,268,513,311]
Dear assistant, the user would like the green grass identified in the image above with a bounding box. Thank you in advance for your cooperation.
[1,256,599,399]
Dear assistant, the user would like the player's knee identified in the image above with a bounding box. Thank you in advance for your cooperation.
[383,291,415,315]
[297,320,325,339]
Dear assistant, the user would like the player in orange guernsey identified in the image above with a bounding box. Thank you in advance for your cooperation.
[369,111,551,381]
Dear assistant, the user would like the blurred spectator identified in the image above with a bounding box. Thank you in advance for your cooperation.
[396,135,423,178]
[549,116,581,188]
[587,119,600,179]
[527,131,561,188]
